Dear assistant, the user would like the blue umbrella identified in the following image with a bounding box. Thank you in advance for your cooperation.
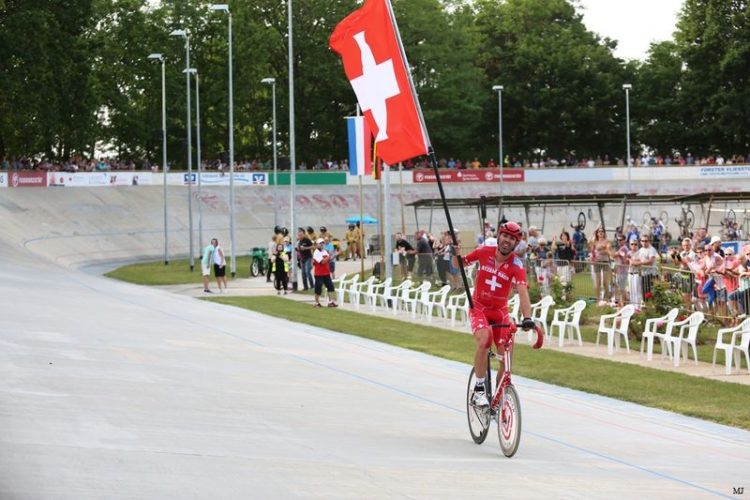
[346,215,378,225]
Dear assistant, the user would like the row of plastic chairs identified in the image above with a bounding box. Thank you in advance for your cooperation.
[641,308,750,373]
[333,273,455,323]
[333,274,750,374]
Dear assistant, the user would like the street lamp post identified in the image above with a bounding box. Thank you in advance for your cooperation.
[623,83,633,194]
[261,77,278,227]
[210,3,236,277]
[492,85,504,216]
[170,28,195,271]
[185,68,204,253]
[148,53,169,265]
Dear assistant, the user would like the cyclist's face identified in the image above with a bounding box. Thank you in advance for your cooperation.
[497,232,518,255]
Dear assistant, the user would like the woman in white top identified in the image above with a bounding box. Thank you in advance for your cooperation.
[212,238,227,293]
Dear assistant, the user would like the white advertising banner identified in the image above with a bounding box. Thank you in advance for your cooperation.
[176,172,268,186]
[48,172,153,187]
[698,165,750,178]
[0,171,7,187]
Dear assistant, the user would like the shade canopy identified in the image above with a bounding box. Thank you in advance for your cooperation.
[346,215,378,225]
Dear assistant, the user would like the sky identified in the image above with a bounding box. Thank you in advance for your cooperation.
[577,0,685,60]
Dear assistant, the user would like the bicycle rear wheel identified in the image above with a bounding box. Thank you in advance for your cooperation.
[498,384,522,457]
[466,367,491,444]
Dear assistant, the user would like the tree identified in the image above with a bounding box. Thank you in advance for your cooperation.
[474,0,628,162]
[674,0,750,155]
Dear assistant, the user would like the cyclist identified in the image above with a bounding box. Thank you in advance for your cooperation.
[457,221,534,407]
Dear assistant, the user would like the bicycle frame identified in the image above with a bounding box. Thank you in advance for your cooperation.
[488,326,515,411]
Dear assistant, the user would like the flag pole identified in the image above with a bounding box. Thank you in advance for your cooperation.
[385,0,472,308]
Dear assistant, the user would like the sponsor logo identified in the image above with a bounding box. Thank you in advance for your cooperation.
[412,168,524,183]
[251,173,267,185]
[10,171,47,187]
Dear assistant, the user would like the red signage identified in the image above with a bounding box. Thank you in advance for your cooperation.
[412,168,524,183]
[9,171,48,188]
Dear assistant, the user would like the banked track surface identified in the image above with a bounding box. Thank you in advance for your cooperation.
[0,249,748,498]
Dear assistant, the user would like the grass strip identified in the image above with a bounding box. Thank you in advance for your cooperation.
[104,256,253,285]
[210,295,750,430]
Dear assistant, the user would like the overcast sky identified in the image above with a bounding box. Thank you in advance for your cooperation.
[577,0,685,60]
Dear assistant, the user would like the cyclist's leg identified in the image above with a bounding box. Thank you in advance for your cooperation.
[469,306,491,381]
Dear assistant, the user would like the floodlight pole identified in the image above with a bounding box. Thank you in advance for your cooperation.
[148,53,169,265]
[623,83,633,194]
[171,29,195,271]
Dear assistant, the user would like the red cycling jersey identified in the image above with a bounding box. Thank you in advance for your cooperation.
[464,245,527,309]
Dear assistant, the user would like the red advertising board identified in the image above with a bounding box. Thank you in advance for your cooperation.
[9,171,48,188]
[412,169,524,183]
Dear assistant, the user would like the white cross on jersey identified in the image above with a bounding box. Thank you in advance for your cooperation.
[484,275,502,292]
[350,31,400,142]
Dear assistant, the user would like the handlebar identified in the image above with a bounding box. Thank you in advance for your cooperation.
[488,322,544,350]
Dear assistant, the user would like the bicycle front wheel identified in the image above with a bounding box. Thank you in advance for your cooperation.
[466,367,491,444]
[498,384,522,457]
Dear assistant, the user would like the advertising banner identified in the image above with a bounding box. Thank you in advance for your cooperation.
[0,172,7,187]
[48,172,153,187]
[180,172,267,186]
[9,171,47,188]
[412,168,524,183]
[699,165,750,178]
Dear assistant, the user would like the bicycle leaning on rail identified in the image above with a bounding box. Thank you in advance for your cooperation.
[466,321,544,457]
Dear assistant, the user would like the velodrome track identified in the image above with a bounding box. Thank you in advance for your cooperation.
[1,188,749,498]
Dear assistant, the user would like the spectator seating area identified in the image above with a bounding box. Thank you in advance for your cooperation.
[329,272,750,376]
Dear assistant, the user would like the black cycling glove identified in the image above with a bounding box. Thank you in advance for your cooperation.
[521,317,535,330]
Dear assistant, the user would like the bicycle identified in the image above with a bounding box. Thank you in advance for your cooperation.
[570,211,586,232]
[466,321,544,457]
[674,205,695,238]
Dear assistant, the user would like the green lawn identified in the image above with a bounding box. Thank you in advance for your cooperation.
[105,256,254,285]
[209,295,750,430]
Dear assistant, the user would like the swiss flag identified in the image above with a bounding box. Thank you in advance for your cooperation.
[330,0,428,165]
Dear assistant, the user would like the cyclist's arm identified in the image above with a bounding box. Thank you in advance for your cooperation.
[516,283,532,319]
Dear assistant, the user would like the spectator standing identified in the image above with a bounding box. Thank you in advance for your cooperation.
[266,233,277,283]
[272,243,289,294]
[212,238,227,293]
[297,228,314,291]
[626,237,642,309]
[415,230,434,281]
[633,233,659,300]
[612,234,629,307]
[589,227,613,304]
[555,230,576,283]
[344,223,358,260]
[324,234,338,279]
[312,239,338,307]
[201,240,216,293]
[395,232,416,279]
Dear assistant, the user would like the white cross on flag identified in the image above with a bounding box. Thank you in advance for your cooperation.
[329,0,428,165]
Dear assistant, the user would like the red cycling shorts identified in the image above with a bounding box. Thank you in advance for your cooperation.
[470,303,516,348]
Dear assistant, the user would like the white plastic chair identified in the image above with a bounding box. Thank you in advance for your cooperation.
[399,281,431,317]
[508,295,520,324]
[332,272,347,290]
[421,285,451,323]
[379,279,410,311]
[447,288,474,328]
[336,274,359,306]
[350,276,378,310]
[713,317,750,375]
[732,331,750,375]
[530,295,555,340]
[596,304,635,355]
[640,308,679,361]
[666,311,704,367]
[549,300,586,347]
[364,277,391,311]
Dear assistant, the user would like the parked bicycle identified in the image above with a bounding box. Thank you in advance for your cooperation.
[675,205,695,238]
[466,321,544,457]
